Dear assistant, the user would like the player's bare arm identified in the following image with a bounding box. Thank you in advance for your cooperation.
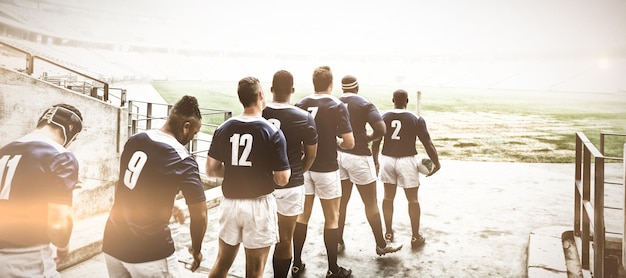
[47,202,73,260]
[423,140,441,176]
[371,138,383,173]
[301,143,318,172]
[273,169,291,187]
[187,201,208,272]
[205,156,225,178]
[337,132,355,150]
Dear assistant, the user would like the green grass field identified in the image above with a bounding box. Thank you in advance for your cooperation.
[151,80,626,163]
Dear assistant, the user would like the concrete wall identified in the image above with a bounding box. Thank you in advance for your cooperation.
[0,67,127,219]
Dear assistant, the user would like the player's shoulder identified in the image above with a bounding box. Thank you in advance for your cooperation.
[340,93,370,104]
[265,103,309,117]
[301,93,342,105]
[16,132,70,154]
[143,130,191,160]
[234,115,280,133]
[382,109,420,119]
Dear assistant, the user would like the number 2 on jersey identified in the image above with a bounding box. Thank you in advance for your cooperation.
[230,133,253,166]
[0,155,22,200]
[390,120,402,140]
[124,151,147,189]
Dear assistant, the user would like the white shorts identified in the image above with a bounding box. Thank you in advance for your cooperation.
[379,155,420,189]
[303,170,342,199]
[0,244,59,278]
[338,152,377,185]
[219,194,279,249]
[104,252,180,278]
[273,186,304,217]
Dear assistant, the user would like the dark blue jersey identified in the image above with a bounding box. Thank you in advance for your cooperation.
[296,94,352,172]
[380,109,432,157]
[0,133,79,248]
[263,103,318,188]
[103,130,206,263]
[208,116,290,199]
[339,93,383,156]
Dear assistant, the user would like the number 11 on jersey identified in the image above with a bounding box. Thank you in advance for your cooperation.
[0,155,22,200]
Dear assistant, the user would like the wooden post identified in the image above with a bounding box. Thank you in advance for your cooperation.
[623,143,626,268]
[416,91,422,116]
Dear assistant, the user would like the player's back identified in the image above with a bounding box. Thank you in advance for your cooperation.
[209,116,289,198]
[339,93,382,155]
[381,109,422,157]
[0,133,78,247]
[263,103,318,188]
[104,129,203,262]
[112,130,198,218]
[296,94,352,172]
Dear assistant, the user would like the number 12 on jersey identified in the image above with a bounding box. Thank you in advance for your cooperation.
[230,133,252,167]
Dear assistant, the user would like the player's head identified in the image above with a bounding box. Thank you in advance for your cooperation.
[37,104,83,147]
[312,66,333,93]
[238,76,263,108]
[341,75,359,93]
[271,70,294,101]
[392,89,409,108]
[167,95,202,145]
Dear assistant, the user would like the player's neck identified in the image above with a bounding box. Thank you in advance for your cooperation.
[315,89,332,95]
[33,126,65,146]
[242,106,262,117]
[272,97,290,104]
[159,125,179,142]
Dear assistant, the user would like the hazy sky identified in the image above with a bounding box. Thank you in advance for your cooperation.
[176,0,626,58]
[39,0,626,58]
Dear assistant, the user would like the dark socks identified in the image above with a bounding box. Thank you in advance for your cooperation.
[408,202,421,237]
[324,228,339,273]
[292,222,307,267]
[272,257,292,278]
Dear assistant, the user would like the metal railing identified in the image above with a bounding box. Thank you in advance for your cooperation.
[127,100,232,163]
[574,132,626,277]
[0,41,110,102]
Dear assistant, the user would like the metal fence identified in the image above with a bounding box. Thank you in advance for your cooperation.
[0,41,111,103]
[574,132,626,277]
[126,100,232,166]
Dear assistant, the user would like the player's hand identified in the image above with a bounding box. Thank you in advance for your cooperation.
[188,246,203,272]
[172,203,186,224]
[54,245,69,264]
[426,163,441,177]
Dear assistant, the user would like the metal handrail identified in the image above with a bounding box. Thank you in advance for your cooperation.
[0,41,110,102]
[126,100,232,170]
[574,132,606,277]
[574,132,626,277]
[601,132,626,162]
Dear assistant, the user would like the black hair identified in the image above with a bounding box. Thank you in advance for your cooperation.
[393,89,409,107]
[171,95,202,119]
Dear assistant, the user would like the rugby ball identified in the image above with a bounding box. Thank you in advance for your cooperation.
[417,157,434,175]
